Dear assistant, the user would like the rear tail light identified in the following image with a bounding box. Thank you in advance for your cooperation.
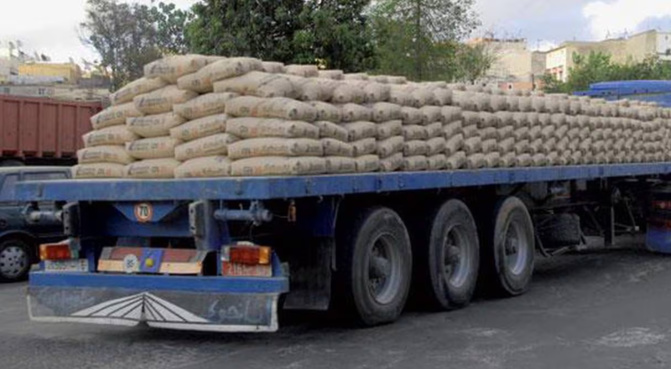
[39,242,72,261]
[652,201,671,210]
[222,243,271,265]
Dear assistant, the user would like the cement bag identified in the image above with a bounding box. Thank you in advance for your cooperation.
[127,112,186,138]
[446,152,467,170]
[322,139,354,157]
[175,133,239,161]
[462,111,479,126]
[481,139,498,154]
[285,76,333,101]
[463,137,482,155]
[479,127,497,141]
[125,159,180,179]
[380,153,404,172]
[285,64,319,78]
[91,102,143,130]
[426,122,443,139]
[371,103,402,122]
[401,107,423,125]
[483,152,501,167]
[342,121,377,141]
[499,152,516,168]
[354,155,381,173]
[170,114,228,142]
[495,111,514,127]
[411,89,437,107]
[462,125,478,138]
[540,125,555,140]
[403,140,429,156]
[420,106,443,125]
[402,125,428,141]
[344,73,369,81]
[377,120,403,140]
[518,97,532,112]
[387,76,408,84]
[177,71,214,94]
[427,137,446,156]
[175,156,232,178]
[506,96,520,111]
[550,113,566,127]
[200,57,263,83]
[144,55,209,83]
[512,127,529,141]
[402,156,428,171]
[232,156,326,176]
[389,90,413,106]
[377,136,404,158]
[318,70,344,80]
[514,139,530,155]
[325,156,357,174]
[433,89,452,106]
[441,106,462,123]
[341,104,373,122]
[173,92,238,120]
[228,138,323,160]
[445,134,464,156]
[532,153,549,166]
[225,96,317,121]
[332,84,366,104]
[427,154,447,170]
[515,154,533,167]
[226,118,319,139]
[126,137,181,160]
[545,98,559,113]
[111,77,167,105]
[314,121,348,142]
[528,139,543,155]
[443,121,463,139]
[351,138,377,157]
[83,126,139,147]
[306,102,342,123]
[134,86,198,115]
[498,137,515,153]
[72,163,125,179]
[473,93,491,112]
[262,62,285,74]
[77,146,134,165]
[466,153,486,169]
[364,83,391,103]
[490,95,507,111]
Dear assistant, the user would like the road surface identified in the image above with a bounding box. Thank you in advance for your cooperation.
[2,240,671,369]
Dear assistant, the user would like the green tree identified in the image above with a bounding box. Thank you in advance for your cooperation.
[80,0,189,90]
[452,43,495,83]
[370,0,480,81]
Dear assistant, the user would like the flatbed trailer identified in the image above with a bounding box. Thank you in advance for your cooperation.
[16,162,671,332]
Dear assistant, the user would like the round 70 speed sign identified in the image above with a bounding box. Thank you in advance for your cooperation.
[134,203,154,223]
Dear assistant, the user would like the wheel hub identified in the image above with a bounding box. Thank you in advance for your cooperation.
[0,245,27,278]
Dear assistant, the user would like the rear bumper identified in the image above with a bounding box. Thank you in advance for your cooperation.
[28,272,289,332]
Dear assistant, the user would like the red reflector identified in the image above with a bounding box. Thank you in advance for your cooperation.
[222,244,271,265]
[652,201,671,210]
[40,243,72,261]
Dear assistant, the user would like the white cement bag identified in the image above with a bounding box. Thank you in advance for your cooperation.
[380,152,404,172]
[213,72,296,98]
[401,107,423,125]
[314,121,348,142]
[403,140,430,156]
[77,146,134,165]
[72,163,125,179]
[262,62,285,74]
[371,103,402,122]
[364,83,392,103]
[125,158,180,179]
[144,55,210,83]
[433,89,452,106]
[324,156,357,174]
[175,133,239,161]
[322,139,355,157]
[427,154,447,170]
[310,102,342,122]
[200,57,263,83]
[377,120,403,140]
[441,106,462,123]
[332,84,366,104]
[351,138,377,157]
[466,153,486,169]
[426,122,443,139]
[341,104,373,122]
[111,77,167,105]
[427,137,446,156]
[318,70,344,80]
[446,152,467,170]
[126,137,181,159]
[173,92,238,120]
[225,96,318,121]
[175,156,232,178]
[83,126,139,147]
[91,102,143,130]
[226,118,319,139]
[127,112,186,138]
[134,86,199,115]
[355,155,381,173]
[445,134,464,156]
[177,71,214,94]
[377,136,405,158]
[285,64,319,77]
[402,156,428,171]
[444,121,463,138]
[421,106,443,125]
[402,125,428,141]
[228,138,323,159]
[170,114,228,142]
[342,121,377,141]
[231,156,326,176]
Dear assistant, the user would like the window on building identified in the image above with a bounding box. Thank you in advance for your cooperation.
[37,88,46,96]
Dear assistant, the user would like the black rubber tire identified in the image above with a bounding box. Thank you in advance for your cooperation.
[0,160,24,167]
[536,213,581,248]
[0,238,32,282]
[334,207,412,326]
[479,196,535,297]
[412,199,479,310]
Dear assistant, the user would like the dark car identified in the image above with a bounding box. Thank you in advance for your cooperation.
[0,167,70,281]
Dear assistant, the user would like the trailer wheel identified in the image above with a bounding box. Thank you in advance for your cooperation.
[0,238,31,282]
[335,207,412,326]
[480,196,535,296]
[413,199,479,310]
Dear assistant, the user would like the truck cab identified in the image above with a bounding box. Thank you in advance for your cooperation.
[0,166,70,281]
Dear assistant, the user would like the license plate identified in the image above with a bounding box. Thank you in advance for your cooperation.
[222,262,272,277]
[44,259,89,273]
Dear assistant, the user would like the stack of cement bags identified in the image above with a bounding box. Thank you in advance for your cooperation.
[72,54,671,179]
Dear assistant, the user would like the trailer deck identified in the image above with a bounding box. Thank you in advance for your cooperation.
[16,162,671,202]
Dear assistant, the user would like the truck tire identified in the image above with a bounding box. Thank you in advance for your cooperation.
[0,160,24,167]
[334,207,412,326]
[412,199,479,310]
[479,196,535,297]
[536,213,581,249]
[0,238,32,282]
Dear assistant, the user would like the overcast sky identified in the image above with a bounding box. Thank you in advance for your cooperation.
[2,0,671,63]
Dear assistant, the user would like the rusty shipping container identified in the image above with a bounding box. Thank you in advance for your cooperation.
[0,95,102,166]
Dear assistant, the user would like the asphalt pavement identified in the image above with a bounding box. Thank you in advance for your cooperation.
[3,238,671,369]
